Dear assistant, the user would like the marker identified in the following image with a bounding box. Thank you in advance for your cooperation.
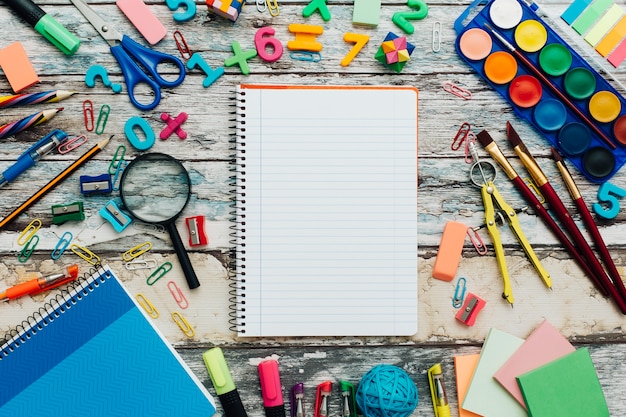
[3,0,80,55]
[203,347,249,417]
[258,359,286,417]
[428,364,450,417]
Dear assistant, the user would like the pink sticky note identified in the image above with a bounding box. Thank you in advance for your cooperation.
[0,42,39,92]
[116,0,167,45]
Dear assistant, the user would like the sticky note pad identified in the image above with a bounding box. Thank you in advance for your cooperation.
[584,4,623,46]
[432,221,467,281]
[116,0,167,45]
[608,37,626,66]
[0,42,39,92]
[353,0,382,26]
[454,354,482,417]
[596,15,626,56]
[561,0,592,24]
[571,0,613,35]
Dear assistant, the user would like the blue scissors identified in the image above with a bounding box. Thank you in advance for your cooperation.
[70,0,185,111]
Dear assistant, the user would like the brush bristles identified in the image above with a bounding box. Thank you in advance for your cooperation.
[476,130,494,147]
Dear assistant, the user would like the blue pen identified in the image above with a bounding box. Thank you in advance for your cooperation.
[0,129,68,187]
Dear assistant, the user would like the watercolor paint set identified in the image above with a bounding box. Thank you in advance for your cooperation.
[454,0,626,183]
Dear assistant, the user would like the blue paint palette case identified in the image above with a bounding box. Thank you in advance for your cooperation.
[454,0,626,183]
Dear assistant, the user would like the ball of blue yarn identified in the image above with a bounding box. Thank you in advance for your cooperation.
[355,364,418,417]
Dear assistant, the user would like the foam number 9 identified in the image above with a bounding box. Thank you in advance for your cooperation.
[593,182,626,219]
[254,27,284,63]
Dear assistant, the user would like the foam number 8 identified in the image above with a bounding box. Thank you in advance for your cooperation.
[593,182,626,219]
[254,27,284,63]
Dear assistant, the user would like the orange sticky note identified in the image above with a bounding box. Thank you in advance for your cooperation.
[0,42,39,92]
[454,354,482,417]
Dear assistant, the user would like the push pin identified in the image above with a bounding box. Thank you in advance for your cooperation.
[160,112,188,140]
[455,292,486,326]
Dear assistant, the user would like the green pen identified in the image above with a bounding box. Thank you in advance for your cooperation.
[3,0,80,55]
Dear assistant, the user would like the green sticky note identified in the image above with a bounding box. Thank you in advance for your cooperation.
[572,0,613,34]
[353,0,382,26]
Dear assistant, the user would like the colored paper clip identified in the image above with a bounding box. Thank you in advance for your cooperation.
[70,244,101,265]
[464,131,477,164]
[455,292,486,326]
[451,122,471,151]
[256,0,267,12]
[314,381,332,417]
[173,30,192,60]
[290,51,322,62]
[58,134,87,154]
[95,104,110,135]
[172,311,195,337]
[108,145,127,175]
[133,222,166,234]
[524,177,545,204]
[185,215,208,246]
[51,231,73,260]
[18,234,39,262]
[339,381,357,417]
[51,201,85,225]
[100,200,132,233]
[467,227,487,255]
[290,383,306,417]
[452,277,467,308]
[442,82,472,100]
[266,0,279,16]
[83,100,94,131]
[111,160,128,192]
[17,218,42,246]
[125,258,158,270]
[432,21,441,52]
[80,174,112,195]
[147,261,172,285]
[122,241,153,262]
[136,293,160,318]
[168,280,189,309]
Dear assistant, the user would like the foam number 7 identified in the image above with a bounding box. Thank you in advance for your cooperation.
[593,182,626,219]
[392,0,429,35]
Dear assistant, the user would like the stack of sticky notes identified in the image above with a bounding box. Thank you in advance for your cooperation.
[456,321,610,417]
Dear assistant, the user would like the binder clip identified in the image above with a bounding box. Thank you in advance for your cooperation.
[314,381,332,417]
[185,215,208,246]
[99,200,132,232]
[455,292,486,326]
[80,173,112,194]
[339,381,357,417]
[290,383,306,417]
[51,201,85,225]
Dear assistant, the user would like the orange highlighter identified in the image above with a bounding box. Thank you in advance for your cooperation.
[428,363,451,417]
[0,264,79,302]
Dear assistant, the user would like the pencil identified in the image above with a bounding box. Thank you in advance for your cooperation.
[0,136,112,231]
[0,108,63,139]
[0,90,76,108]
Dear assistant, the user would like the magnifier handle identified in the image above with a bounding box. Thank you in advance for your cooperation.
[166,222,201,289]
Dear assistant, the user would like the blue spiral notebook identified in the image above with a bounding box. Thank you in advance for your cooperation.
[0,265,216,416]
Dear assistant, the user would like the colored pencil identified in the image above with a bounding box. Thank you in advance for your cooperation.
[0,108,63,139]
[0,90,76,108]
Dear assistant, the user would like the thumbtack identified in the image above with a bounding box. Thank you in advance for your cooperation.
[160,112,188,140]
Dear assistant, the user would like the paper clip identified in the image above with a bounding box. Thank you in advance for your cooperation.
[290,51,322,62]
[168,280,189,309]
[432,21,441,52]
[266,0,279,16]
[111,160,128,192]
[452,277,467,308]
[122,241,153,262]
[451,122,471,151]
[18,234,39,262]
[83,100,94,131]
[51,231,73,260]
[464,132,477,164]
[70,244,101,265]
[147,261,172,285]
[17,218,42,246]
[133,222,166,234]
[524,177,545,204]
[95,104,110,135]
[173,30,192,60]
[136,293,160,318]
[125,258,158,270]
[58,134,87,154]
[108,145,126,175]
[256,0,267,12]
[442,82,472,100]
[172,311,195,337]
[467,227,487,255]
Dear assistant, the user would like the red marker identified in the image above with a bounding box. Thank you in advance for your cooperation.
[258,359,286,417]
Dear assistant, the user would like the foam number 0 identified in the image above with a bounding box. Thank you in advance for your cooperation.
[254,27,284,63]
[392,0,429,35]
[593,182,626,219]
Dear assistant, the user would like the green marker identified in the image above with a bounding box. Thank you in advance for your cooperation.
[203,347,249,417]
[3,0,80,55]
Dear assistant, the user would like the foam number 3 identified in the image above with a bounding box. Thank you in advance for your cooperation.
[392,0,429,35]
[593,182,626,220]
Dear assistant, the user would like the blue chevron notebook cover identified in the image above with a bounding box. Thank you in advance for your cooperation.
[0,265,216,416]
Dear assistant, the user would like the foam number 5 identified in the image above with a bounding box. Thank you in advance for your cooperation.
[593,182,626,219]
[392,0,429,35]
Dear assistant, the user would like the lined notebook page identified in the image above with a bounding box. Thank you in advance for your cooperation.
[235,85,418,337]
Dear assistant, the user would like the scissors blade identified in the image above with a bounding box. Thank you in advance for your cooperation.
[69,0,123,45]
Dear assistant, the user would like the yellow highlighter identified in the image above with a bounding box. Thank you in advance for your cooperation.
[428,363,451,417]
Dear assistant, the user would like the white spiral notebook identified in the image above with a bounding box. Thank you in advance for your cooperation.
[231,85,419,337]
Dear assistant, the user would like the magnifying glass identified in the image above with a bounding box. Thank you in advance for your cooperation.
[119,152,200,289]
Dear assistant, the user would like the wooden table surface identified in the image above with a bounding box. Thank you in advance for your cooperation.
[2,0,626,415]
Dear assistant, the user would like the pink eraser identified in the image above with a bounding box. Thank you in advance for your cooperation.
[116,0,167,45]
[0,42,39,92]
[432,221,467,281]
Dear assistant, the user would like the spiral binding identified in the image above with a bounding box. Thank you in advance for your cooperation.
[0,263,108,358]
[228,87,247,334]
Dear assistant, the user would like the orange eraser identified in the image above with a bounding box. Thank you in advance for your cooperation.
[0,42,39,92]
[432,221,467,281]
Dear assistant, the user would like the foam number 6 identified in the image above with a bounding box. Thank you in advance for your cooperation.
[392,0,429,35]
[254,27,284,63]
[593,182,626,220]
